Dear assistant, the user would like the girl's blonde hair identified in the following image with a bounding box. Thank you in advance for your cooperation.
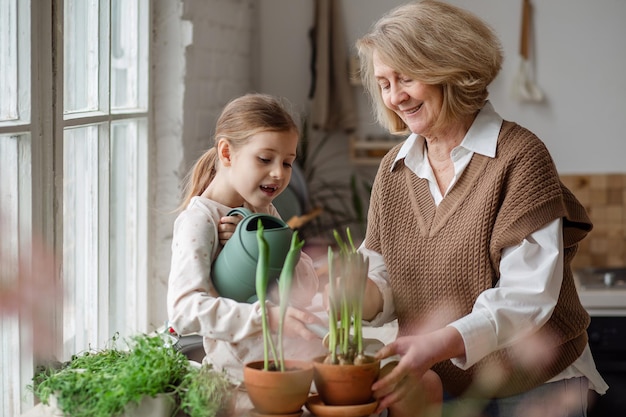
[178,93,299,211]
[356,0,503,135]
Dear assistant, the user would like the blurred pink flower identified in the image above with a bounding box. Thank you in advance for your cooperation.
[1,221,61,354]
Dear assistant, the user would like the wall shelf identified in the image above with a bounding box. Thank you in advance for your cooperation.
[349,135,403,165]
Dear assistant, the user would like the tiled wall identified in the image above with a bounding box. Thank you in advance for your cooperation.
[560,174,626,269]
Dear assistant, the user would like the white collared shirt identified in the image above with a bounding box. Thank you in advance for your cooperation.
[360,101,608,393]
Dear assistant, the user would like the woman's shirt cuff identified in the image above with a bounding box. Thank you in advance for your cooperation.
[448,311,498,369]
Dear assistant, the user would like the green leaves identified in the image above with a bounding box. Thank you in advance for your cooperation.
[178,364,234,417]
[326,247,339,364]
[255,219,304,372]
[256,220,278,371]
[326,228,369,363]
[29,333,189,417]
[277,230,305,371]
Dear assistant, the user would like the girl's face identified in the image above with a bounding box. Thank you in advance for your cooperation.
[373,51,443,138]
[226,129,298,209]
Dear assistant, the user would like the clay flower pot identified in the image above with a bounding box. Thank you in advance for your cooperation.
[312,355,381,406]
[243,360,313,415]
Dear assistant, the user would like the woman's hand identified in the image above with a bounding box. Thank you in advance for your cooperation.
[373,335,435,409]
[373,326,464,410]
[267,305,324,341]
[218,215,242,245]
[374,362,443,416]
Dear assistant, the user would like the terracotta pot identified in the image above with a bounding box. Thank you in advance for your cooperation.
[243,360,313,415]
[312,355,380,406]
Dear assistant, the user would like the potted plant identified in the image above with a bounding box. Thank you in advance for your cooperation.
[311,228,380,407]
[29,332,234,417]
[177,363,235,417]
[242,220,314,416]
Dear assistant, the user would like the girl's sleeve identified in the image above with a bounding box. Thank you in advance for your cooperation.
[166,208,264,342]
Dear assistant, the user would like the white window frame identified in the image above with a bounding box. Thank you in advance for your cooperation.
[0,0,151,414]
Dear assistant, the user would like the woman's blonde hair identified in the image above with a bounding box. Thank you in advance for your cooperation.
[178,93,299,211]
[356,0,503,135]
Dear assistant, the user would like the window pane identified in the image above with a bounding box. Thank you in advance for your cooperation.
[62,125,108,356]
[0,134,22,415]
[63,120,147,352]
[109,118,147,335]
[0,133,34,414]
[111,0,147,110]
[64,0,100,113]
[0,0,18,121]
[0,133,33,278]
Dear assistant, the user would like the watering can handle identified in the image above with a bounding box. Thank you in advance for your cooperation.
[227,207,253,218]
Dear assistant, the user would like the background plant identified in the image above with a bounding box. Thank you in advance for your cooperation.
[294,118,372,241]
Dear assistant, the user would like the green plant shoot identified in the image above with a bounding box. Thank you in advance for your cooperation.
[255,220,278,371]
[353,252,368,356]
[327,247,338,363]
[340,260,351,357]
[178,364,233,417]
[277,231,305,371]
[327,227,369,362]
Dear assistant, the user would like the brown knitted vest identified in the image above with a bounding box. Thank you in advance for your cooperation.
[365,121,592,398]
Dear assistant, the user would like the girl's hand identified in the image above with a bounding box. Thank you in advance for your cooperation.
[218,215,242,245]
[268,305,323,341]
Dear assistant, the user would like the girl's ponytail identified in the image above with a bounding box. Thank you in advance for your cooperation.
[177,148,218,212]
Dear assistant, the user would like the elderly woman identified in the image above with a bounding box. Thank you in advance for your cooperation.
[354,1,608,416]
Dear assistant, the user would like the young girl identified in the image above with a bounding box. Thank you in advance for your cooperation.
[167,93,326,382]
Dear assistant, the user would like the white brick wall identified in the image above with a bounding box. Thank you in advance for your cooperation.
[182,0,255,166]
[150,0,256,330]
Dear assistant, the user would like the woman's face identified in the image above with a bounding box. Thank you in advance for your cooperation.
[373,52,443,137]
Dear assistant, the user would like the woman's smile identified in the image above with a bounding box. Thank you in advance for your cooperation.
[400,102,424,116]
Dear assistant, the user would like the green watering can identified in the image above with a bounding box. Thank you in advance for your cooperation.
[211,207,299,303]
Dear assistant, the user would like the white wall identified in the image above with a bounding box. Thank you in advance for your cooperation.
[256,0,626,175]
